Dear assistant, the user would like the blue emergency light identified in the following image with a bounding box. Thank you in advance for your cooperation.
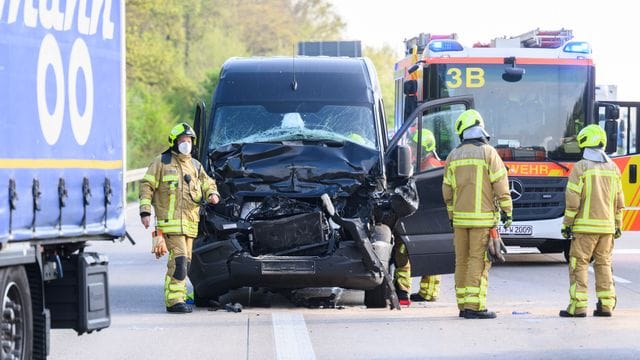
[428,39,464,52]
[563,41,591,54]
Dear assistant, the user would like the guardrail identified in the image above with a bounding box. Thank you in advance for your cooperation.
[126,168,147,183]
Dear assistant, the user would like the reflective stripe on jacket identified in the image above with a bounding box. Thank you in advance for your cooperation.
[563,159,624,234]
[139,151,218,237]
[442,142,512,228]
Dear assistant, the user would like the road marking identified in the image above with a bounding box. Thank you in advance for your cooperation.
[588,267,632,284]
[272,312,316,360]
[613,249,640,255]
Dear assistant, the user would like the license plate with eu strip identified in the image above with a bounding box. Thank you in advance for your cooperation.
[261,260,316,275]
[498,225,533,236]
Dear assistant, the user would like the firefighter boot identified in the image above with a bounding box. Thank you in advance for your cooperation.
[593,301,612,317]
[410,293,432,302]
[167,302,193,313]
[397,289,411,306]
[559,310,586,318]
[463,309,496,319]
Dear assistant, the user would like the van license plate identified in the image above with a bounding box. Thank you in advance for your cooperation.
[498,225,533,235]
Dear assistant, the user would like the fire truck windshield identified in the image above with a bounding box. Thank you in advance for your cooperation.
[429,63,590,161]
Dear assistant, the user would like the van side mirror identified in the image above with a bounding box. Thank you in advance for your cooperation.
[387,144,413,180]
[396,145,413,179]
[604,120,618,154]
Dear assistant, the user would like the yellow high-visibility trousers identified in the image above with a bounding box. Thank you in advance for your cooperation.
[454,227,490,311]
[566,233,616,315]
[164,235,194,307]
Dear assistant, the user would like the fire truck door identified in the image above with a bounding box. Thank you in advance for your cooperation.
[604,101,640,231]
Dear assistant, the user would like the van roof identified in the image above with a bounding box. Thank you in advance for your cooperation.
[213,56,376,105]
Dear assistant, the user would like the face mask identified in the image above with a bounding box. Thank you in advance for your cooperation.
[178,142,192,155]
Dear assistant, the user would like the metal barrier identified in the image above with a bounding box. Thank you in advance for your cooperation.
[126,168,147,183]
[125,168,147,201]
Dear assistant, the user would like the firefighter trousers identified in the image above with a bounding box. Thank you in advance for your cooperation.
[393,241,441,300]
[164,235,194,307]
[454,227,491,311]
[566,233,616,315]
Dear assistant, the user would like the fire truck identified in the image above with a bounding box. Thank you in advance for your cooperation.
[392,29,637,261]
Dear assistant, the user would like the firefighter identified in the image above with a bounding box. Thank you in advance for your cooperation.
[560,124,624,317]
[139,123,220,313]
[393,129,443,304]
[442,109,512,319]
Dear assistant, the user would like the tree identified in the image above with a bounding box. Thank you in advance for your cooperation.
[363,44,398,129]
[126,0,347,168]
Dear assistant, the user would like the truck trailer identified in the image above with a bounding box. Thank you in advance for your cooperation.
[1,1,125,358]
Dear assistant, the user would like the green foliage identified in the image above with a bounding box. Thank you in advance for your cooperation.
[127,1,404,169]
[126,83,175,168]
[363,45,398,130]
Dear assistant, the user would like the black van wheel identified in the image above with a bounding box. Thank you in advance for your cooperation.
[1,266,33,360]
[364,284,387,308]
[193,289,210,308]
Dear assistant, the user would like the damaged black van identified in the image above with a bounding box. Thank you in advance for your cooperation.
[190,56,472,308]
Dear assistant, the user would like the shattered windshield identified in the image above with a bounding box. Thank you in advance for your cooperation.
[430,63,590,161]
[209,104,377,150]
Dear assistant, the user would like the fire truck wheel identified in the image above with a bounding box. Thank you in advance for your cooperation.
[1,266,33,360]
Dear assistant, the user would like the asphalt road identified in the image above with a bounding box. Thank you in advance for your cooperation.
[49,204,640,359]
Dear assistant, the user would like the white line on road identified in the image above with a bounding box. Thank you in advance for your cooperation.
[588,267,632,284]
[272,312,316,360]
[613,249,640,254]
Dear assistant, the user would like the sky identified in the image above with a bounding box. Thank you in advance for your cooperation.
[329,0,639,100]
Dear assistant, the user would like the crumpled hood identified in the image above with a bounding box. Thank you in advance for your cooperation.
[210,142,380,197]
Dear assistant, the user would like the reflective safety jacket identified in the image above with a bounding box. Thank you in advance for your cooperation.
[139,151,218,237]
[563,159,624,234]
[442,141,512,228]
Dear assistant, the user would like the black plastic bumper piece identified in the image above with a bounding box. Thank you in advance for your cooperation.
[189,240,383,300]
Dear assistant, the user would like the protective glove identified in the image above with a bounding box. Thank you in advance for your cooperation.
[614,228,622,239]
[500,211,512,228]
[152,230,168,259]
[561,224,572,239]
[487,228,506,263]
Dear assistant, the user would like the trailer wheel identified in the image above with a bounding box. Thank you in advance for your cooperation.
[1,266,33,360]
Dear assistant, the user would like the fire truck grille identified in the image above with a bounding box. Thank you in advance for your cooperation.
[510,177,567,221]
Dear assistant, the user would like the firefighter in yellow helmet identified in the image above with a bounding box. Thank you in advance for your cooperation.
[442,109,512,319]
[394,128,443,305]
[560,124,624,317]
[139,123,220,313]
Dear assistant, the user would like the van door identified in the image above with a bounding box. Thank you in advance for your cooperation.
[386,96,474,276]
